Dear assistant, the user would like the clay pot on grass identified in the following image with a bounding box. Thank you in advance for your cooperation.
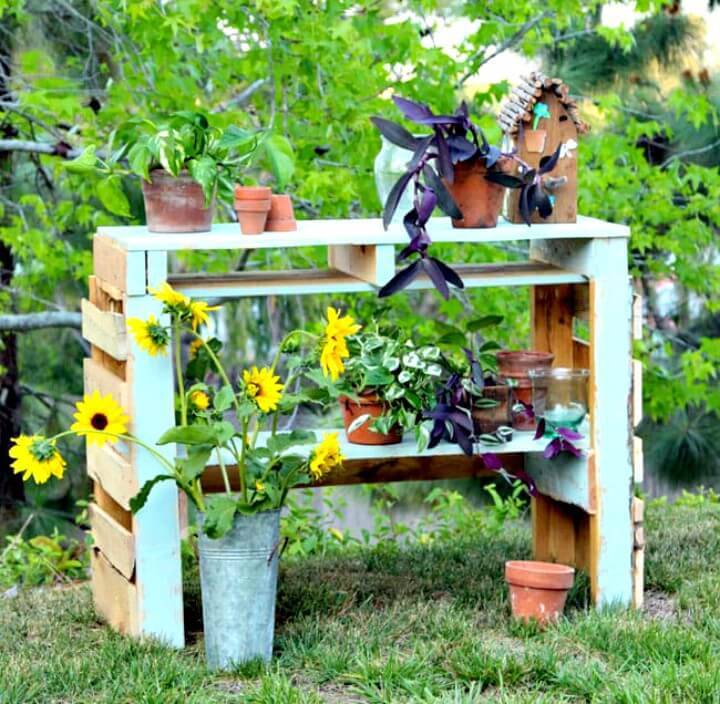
[505,560,574,625]
[142,169,215,233]
[471,385,512,435]
[497,350,555,431]
[339,394,402,446]
[445,156,511,228]
[234,185,271,235]
[266,194,297,232]
[524,129,547,154]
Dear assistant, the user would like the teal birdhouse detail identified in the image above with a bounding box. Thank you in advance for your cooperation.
[532,102,551,130]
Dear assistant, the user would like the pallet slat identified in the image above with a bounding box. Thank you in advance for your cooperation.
[81,298,128,361]
[83,358,130,411]
[89,503,135,580]
[328,244,395,286]
[90,549,138,636]
[87,443,137,511]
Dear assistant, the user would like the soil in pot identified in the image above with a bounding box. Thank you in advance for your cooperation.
[234,185,272,235]
[266,194,297,232]
[142,169,214,233]
[445,155,510,228]
[471,384,512,435]
[497,350,554,431]
[339,394,402,445]
[505,560,574,625]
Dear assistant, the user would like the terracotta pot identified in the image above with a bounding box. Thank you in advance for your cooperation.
[339,394,402,445]
[524,129,547,153]
[266,194,297,232]
[142,169,214,233]
[497,350,555,431]
[505,560,574,625]
[234,186,272,235]
[444,156,510,229]
[471,385,512,435]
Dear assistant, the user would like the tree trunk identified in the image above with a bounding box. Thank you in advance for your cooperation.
[0,18,25,508]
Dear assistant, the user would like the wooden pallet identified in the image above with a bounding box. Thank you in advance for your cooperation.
[82,215,638,647]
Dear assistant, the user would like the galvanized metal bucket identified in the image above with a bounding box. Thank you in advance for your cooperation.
[198,508,281,670]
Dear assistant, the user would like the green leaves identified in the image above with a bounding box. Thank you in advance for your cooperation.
[157,421,236,446]
[213,385,235,413]
[65,145,100,174]
[129,475,175,514]
[203,496,238,539]
[187,155,217,205]
[127,142,153,181]
[260,133,295,190]
[96,176,131,217]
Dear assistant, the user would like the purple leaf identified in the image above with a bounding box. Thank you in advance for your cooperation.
[422,257,450,300]
[403,208,419,240]
[382,171,414,230]
[455,101,469,119]
[522,168,537,185]
[415,114,464,126]
[481,452,503,470]
[484,145,502,168]
[422,165,462,219]
[370,116,422,151]
[392,95,434,123]
[455,426,474,456]
[485,171,524,189]
[519,185,532,226]
[560,439,583,458]
[534,417,546,440]
[447,134,477,164]
[434,130,454,182]
[507,468,538,496]
[417,187,437,224]
[536,190,553,219]
[538,143,562,175]
[407,134,434,172]
[543,437,561,459]
[378,259,422,298]
[430,258,464,289]
[557,426,583,441]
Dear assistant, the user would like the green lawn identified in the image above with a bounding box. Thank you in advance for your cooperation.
[2,498,720,703]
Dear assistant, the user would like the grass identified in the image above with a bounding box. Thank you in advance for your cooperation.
[2,498,720,703]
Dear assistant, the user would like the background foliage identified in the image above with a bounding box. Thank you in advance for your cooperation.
[1,0,719,532]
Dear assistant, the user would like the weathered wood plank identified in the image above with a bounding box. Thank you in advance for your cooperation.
[91,549,138,636]
[87,443,137,511]
[572,337,590,370]
[89,502,135,580]
[81,298,128,361]
[532,283,575,365]
[328,244,395,286]
[83,358,130,412]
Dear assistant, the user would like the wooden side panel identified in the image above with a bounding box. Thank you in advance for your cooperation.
[87,443,137,511]
[83,358,130,412]
[328,244,395,286]
[572,337,590,370]
[91,549,138,636]
[89,503,135,580]
[532,283,575,365]
[93,235,146,296]
[81,298,128,361]
[632,497,645,608]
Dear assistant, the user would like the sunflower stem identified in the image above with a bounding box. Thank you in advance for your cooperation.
[239,418,248,502]
[215,447,232,496]
[190,331,242,416]
[173,319,187,426]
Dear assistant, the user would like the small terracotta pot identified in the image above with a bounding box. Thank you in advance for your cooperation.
[505,560,574,625]
[266,194,297,232]
[339,394,402,445]
[234,185,272,235]
[471,385,512,435]
[524,129,547,154]
[444,156,510,229]
[497,350,555,431]
[142,169,214,233]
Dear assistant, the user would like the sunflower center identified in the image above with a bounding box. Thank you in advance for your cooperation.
[91,413,109,430]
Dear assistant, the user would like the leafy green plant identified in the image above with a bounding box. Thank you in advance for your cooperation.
[66,111,295,209]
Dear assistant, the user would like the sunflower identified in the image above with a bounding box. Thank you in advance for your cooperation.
[242,366,284,414]
[189,389,210,411]
[320,307,360,381]
[255,480,265,493]
[71,390,129,446]
[309,432,343,480]
[9,435,66,485]
[188,300,220,331]
[149,282,190,309]
[189,338,204,359]
[127,315,169,356]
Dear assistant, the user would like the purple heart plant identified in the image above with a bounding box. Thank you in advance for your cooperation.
[534,418,585,459]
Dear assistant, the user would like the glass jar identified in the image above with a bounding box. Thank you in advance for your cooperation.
[528,368,590,430]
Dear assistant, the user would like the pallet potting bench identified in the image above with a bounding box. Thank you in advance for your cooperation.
[81,215,644,647]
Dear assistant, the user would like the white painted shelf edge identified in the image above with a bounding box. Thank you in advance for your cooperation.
[98,215,630,252]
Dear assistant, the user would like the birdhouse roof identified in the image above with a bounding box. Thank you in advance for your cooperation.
[498,71,589,136]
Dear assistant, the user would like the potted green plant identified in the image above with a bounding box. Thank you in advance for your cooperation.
[306,315,443,448]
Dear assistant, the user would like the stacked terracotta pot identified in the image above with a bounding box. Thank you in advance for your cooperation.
[234,187,297,235]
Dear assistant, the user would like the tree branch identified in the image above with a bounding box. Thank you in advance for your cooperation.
[0,139,83,158]
[0,312,81,331]
[660,139,720,169]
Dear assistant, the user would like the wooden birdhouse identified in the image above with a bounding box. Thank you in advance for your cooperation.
[498,72,589,224]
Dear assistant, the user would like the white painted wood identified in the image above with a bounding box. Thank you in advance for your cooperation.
[531,237,633,607]
[98,215,630,252]
[125,277,184,647]
[169,262,586,300]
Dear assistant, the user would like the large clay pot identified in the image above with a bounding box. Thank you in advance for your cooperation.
[471,384,512,435]
[142,169,214,233]
[445,156,510,229]
[496,350,555,431]
[339,393,402,445]
[234,185,272,235]
[505,560,574,625]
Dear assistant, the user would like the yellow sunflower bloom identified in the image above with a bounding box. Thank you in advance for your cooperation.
[255,480,265,493]
[242,366,284,414]
[71,390,129,446]
[189,300,220,331]
[9,435,66,485]
[149,281,190,309]
[320,307,360,381]
[127,315,169,356]
[189,338,204,359]
[189,389,210,411]
[309,432,343,480]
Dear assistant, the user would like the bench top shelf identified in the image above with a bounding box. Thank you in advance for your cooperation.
[98,215,629,252]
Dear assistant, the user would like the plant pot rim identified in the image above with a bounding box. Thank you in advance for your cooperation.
[497,350,555,362]
[505,560,574,590]
[234,185,272,198]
